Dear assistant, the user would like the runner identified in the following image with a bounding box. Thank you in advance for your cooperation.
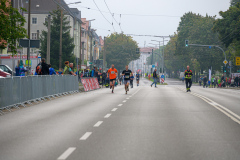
[107,64,118,93]
[184,65,193,92]
[130,73,134,88]
[136,72,140,86]
[122,65,132,94]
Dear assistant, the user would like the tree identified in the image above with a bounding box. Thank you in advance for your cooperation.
[230,0,240,6]
[0,0,27,53]
[104,33,139,70]
[213,3,240,56]
[40,8,75,69]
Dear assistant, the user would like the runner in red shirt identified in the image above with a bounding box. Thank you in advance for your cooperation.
[107,64,118,93]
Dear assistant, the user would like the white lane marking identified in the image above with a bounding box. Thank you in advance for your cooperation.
[126,98,130,99]
[118,104,123,106]
[178,87,240,125]
[80,132,92,140]
[58,147,76,160]
[129,96,132,98]
[94,121,103,127]
[104,114,111,118]
[112,108,118,112]
[123,100,127,103]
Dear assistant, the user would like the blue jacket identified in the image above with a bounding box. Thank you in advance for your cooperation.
[49,68,56,75]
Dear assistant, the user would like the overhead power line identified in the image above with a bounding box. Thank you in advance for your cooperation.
[92,0,116,32]
[104,0,123,33]
[78,5,181,18]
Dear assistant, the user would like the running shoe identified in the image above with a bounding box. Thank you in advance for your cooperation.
[112,90,114,93]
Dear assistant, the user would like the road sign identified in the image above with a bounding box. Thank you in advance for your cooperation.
[19,39,40,48]
[161,78,164,83]
[161,75,164,78]
[236,57,240,66]
[223,60,228,65]
[38,54,41,58]
[152,65,155,68]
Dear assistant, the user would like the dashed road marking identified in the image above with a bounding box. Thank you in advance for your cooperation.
[57,147,76,160]
[123,100,127,103]
[118,104,123,106]
[80,132,92,140]
[112,108,118,111]
[104,114,111,118]
[94,121,103,127]
[126,98,130,99]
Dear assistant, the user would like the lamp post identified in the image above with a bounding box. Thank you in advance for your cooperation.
[151,40,168,75]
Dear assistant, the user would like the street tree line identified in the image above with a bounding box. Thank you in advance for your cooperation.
[163,1,240,78]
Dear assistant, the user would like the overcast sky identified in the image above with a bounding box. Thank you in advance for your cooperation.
[65,0,230,47]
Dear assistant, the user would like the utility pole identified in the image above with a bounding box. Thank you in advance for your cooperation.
[47,14,51,64]
[59,7,63,69]
[151,49,153,74]
[103,37,106,71]
[162,37,164,75]
[79,14,82,71]
[27,0,31,75]
[82,42,84,64]
[90,29,93,68]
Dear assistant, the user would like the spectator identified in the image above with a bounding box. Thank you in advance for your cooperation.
[40,58,49,75]
[211,76,215,88]
[91,68,95,77]
[94,67,100,83]
[35,60,42,75]
[63,61,76,75]
[227,77,231,88]
[235,76,239,87]
[203,76,207,88]
[208,79,211,87]
[199,77,202,86]
[49,64,56,75]
[15,60,27,76]
[58,68,63,75]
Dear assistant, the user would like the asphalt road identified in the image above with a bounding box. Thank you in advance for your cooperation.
[0,78,240,160]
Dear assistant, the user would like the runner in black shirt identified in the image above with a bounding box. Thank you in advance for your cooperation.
[122,65,132,94]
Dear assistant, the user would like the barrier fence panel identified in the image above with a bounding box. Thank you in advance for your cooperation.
[81,77,100,92]
[0,75,78,110]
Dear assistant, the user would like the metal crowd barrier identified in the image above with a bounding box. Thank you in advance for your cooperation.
[0,75,79,114]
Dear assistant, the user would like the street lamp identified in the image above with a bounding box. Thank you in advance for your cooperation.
[67,1,81,5]
[151,39,169,75]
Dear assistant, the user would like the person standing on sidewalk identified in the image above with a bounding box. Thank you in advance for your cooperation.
[184,65,192,92]
[151,69,158,88]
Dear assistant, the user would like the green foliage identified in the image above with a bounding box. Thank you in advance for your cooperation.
[40,8,75,69]
[0,0,27,54]
[105,33,139,70]
[164,12,225,77]
[213,3,240,53]
[230,0,240,6]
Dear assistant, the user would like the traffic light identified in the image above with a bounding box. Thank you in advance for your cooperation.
[223,66,226,73]
[185,40,189,47]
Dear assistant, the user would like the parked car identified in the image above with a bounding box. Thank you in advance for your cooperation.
[0,69,11,77]
[0,65,14,75]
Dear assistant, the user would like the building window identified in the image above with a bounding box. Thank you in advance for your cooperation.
[32,33,37,40]
[32,17,37,24]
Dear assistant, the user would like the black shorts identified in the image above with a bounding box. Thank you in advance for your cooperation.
[110,79,116,82]
[136,78,139,81]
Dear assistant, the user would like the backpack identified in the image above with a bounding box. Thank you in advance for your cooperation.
[36,63,42,75]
